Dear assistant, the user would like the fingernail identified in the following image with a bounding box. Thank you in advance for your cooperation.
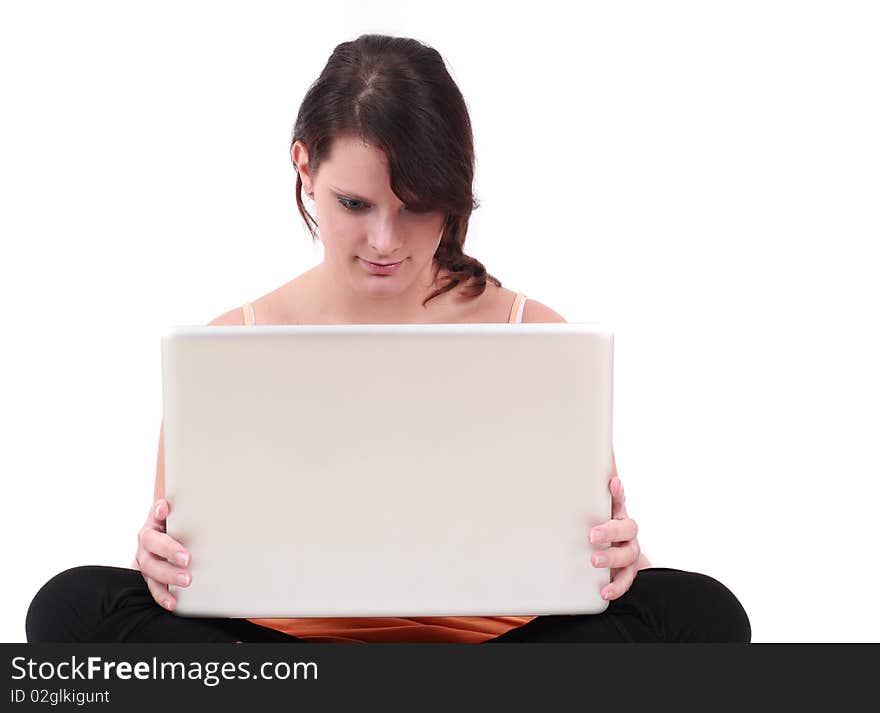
[163,598,173,610]
[593,553,608,567]
[173,551,189,567]
[590,529,607,544]
[176,572,191,586]
[155,503,162,519]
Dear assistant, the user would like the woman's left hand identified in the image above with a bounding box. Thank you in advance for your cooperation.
[589,451,641,602]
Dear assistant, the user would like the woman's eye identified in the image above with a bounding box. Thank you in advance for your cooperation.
[337,197,366,212]
[336,196,423,214]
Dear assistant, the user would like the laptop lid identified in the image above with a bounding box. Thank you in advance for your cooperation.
[161,322,614,617]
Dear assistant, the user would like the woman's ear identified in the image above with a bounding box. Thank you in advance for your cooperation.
[291,140,313,193]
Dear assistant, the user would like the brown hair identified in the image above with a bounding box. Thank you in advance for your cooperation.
[290,34,501,306]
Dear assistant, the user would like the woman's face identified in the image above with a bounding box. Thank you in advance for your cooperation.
[292,135,447,299]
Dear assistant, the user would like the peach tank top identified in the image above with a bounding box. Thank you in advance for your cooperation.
[241,292,535,642]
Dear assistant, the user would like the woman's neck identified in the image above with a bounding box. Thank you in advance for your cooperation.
[302,260,453,324]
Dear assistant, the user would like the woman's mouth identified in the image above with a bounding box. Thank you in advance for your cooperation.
[359,258,404,275]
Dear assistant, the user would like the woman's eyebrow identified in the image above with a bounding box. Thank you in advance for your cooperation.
[329,185,373,202]
[330,185,412,209]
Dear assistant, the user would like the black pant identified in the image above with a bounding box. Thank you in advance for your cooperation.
[25,565,750,643]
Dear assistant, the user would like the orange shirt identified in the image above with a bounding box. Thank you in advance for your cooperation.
[244,616,536,643]
[242,292,535,642]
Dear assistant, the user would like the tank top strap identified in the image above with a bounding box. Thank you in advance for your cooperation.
[241,301,256,326]
[508,292,528,324]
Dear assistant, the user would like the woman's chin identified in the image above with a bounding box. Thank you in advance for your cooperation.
[350,259,415,291]
[356,278,410,297]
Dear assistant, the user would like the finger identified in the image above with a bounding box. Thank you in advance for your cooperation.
[611,478,627,520]
[152,499,169,524]
[149,500,167,534]
[141,528,190,568]
[138,551,192,589]
[602,563,638,602]
[590,517,638,546]
[591,538,640,570]
[145,574,175,611]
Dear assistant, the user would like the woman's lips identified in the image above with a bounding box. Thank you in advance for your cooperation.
[359,258,404,275]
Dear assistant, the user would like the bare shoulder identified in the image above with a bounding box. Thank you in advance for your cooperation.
[207,306,246,326]
[521,297,567,323]
[472,283,567,323]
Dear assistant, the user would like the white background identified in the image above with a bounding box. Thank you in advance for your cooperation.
[2,0,878,643]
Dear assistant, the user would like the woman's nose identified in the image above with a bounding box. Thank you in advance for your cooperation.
[367,227,404,257]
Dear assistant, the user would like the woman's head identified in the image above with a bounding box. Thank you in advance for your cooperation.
[290,34,500,307]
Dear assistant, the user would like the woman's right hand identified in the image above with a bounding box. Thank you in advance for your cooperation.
[135,499,191,611]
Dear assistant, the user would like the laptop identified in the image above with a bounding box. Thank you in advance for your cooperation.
[161,322,614,618]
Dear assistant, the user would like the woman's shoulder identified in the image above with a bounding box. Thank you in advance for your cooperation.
[520,296,566,323]
[206,295,287,327]
[206,306,247,326]
[206,270,317,326]
[479,283,566,324]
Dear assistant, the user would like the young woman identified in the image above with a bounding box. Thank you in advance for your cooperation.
[26,34,750,643]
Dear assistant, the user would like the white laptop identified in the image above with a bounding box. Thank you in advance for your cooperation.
[161,322,614,618]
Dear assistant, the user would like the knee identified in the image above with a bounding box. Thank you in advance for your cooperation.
[26,566,99,642]
[684,571,752,643]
